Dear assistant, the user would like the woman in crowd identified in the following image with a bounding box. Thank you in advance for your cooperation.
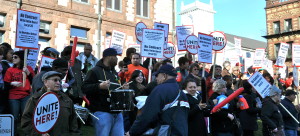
[4,50,35,135]
[183,79,209,136]
[187,63,202,85]
[239,80,261,136]
[208,79,235,136]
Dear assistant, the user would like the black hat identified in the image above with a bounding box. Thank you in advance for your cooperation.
[52,58,68,69]
[42,71,63,81]
[103,48,117,58]
[155,64,177,76]
[13,50,25,60]
[285,90,298,96]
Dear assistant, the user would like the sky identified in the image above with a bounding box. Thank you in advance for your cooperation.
[176,0,267,42]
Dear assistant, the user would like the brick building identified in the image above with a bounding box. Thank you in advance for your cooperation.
[263,0,300,68]
[0,0,175,58]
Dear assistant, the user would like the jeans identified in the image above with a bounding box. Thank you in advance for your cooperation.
[285,129,297,136]
[9,95,30,135]
[93,111,124,136]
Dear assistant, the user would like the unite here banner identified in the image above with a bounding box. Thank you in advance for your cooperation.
[275,43,289,68]
[248,72,271,98]
[198,33,213,64]
[252,48,265,69]
[292,44,300,67]
[110,30,126,55]
[176,25,193,51]
[141,29,164,58]
[16,9,40,49]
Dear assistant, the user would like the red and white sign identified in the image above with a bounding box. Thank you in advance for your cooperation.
[38,56,55,73]
[275,43,289,68]
[176,25,194,51]
[135,22,147,42]
[16,9,40,49]
[110,30,126,55]
[198,33,213,64]
[253,48,265,69]
[185,35,198,55]
[292,44,300,67]
[164,42,176,58]
[33,92,60,134]
[210,31,227,51]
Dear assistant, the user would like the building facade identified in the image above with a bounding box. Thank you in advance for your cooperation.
[0,0,175,58]
[264,0,300,68]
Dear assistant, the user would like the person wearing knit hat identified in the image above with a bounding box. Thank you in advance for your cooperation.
[261,85,284,136]
[82,47,129,136]
[3,50,35,136]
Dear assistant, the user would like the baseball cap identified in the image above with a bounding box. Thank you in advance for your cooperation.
[155,64,177,76]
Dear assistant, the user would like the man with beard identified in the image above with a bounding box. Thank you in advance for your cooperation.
[76,44,99,76]
[127,64,189,136]
[82,48,129,136]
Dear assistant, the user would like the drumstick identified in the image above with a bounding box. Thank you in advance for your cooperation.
[75,110,85,124]
[114,81,133,90]
[98,80,121,86]
[89,112,99,120]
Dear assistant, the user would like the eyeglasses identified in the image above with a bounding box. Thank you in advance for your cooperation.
[47,78,61,82]
[12,56,19,59]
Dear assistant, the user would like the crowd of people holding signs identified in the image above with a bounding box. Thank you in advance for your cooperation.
[2,8,300,136]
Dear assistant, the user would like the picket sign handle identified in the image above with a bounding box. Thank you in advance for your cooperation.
[23,49,28,87]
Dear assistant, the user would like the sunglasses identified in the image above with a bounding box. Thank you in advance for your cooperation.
[12,56,19,59]
[47,78,61,82]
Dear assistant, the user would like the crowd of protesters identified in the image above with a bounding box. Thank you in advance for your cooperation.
[1,42,300,136]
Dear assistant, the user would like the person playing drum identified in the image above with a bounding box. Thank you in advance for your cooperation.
[82,48,129,136]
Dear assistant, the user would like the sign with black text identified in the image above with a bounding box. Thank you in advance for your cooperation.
[110,30,126,55]
[141,29,164,58]
[292,44,300,67]
[185,35,198,55]
[154,22,169,48]
[252,48,265,69]
[27,48,40,70]
[38,56,55,73]
[275,43,289,68]
[176,25,193,51]
[16,9,40,49]
[248,72,271,98]
[0,114,14,136]
[210,31,227,51]
[33,92,60,134]
[198,33,213,64]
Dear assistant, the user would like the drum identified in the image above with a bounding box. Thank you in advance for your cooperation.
[74,104,89,121]
[110,89,135,111]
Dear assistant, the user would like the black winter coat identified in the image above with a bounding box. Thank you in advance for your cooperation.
[82,59,120,113]
[279,98,298,130]
[239,92,260,131]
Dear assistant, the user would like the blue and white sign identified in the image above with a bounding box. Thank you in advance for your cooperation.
[16,9,40,49]
[198,33,213,64]
[141,29,164,58]
[0,114,14,136]
[176,25,193,51]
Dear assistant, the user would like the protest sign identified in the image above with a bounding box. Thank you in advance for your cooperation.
[252,48,265,69]
[33,92,59,134]
[293,65,299,87]
[0,114,14,136]
[198,33,213,64]
[185,35,198,55]
[176,25,193,51]
[38,56,55,73]
[110,30,126,55]
[154,22,169,47]
[16,9,40,49]
[248,72,271,98]
[244,52,253,73]
[234,37,242,56]
[164,42,176,58]
[210,31,227,51]
[135,22,147,42]
[129,44,141,53]
[27,48,40,70]
[105,38,111,49]
[141,29,164,58]
[292,44,300,67]
[275,43,289,68]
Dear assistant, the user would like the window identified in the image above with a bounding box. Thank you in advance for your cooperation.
[274,43,280,58]
[70,42,85,53]
[136,0,149,17]
[39,21,50,34]
[284,19,292,32]
[38,37,50,56]
[0,14,5,27]
[0,31,4,43]
[286,41,293,59]
[73,0,88,4]
[70,26,88,39]
[273,21,280,34]
[107,0,121,11]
